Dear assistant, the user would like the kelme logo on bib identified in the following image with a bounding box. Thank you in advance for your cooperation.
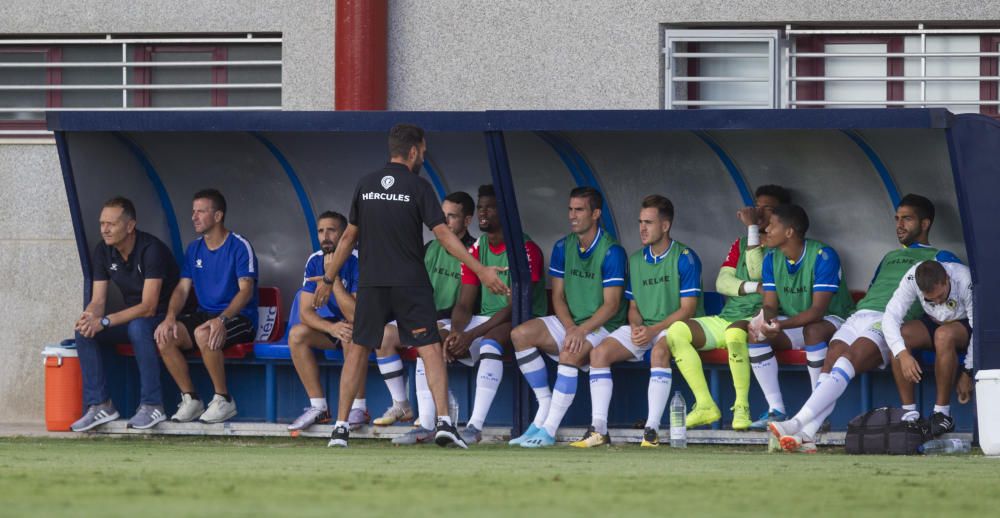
[380,175,395,190]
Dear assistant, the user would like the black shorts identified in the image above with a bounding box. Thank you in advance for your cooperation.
[178,311,255,348]
[320,316,342,345]
[354,285,441,348]
[918,315,972,348]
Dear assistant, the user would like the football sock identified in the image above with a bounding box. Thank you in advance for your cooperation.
[376,353,408,403]
[589,367,613,435]
[749,343,785,413]
[724,328,751,407]
[667,322,713,408]
[415,358,435,430]
[644,367,673,429]
[805,342,829,391]
[516,347,552,428]
[542,364,578,437]
[469,340,504,430]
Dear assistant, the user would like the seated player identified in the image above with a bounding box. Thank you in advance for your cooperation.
[885,260,974,436]
[509,187,627,448]
[770,194,961,452]
[570,195,701,448]
[372,191,477,445]
[154,189,259,424]
[647,185,788,440]
[286,211,361,431]
[439,184,547,444]
[749,204,855,430]
[71,197,180,431]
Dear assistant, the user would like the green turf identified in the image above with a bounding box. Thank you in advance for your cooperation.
[0,436,997,517]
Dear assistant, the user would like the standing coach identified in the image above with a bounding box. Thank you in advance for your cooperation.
[313,123,508,449]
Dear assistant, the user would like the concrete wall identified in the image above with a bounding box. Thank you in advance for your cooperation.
[2,0,999,422]
[0,0,335,422]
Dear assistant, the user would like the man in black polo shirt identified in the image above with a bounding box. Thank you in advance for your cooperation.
[313,123,509,449]
[71,197,179,431]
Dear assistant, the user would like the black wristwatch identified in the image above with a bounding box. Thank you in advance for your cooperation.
[218,315,229,325]
[322,276,335,285]
[100,317,111,328]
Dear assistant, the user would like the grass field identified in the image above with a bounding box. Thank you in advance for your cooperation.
[1,436,997,517]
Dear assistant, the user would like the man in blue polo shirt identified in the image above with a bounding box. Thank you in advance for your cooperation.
[286,211,361,431]
[154,189,259,424]
[71,197,179,432]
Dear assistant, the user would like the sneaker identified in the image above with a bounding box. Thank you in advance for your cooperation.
[641,427,659,448]
[127,404,166,430]
[749,409,787,431]
[930,412,955,437]
[392,426,435,445]
[731,404,752,431]
[569,426,610,448]
[434,419,469,449]
[348,407,370,431]
[686,402,722,428]
[460,424,482,445]
[71,402,119,432]
[171,393,205,423]
[520,428,556,448]
[779,432,816,453]
[287,406,331,431]
[508,424,542,446]
[327,424,349,448]
[768,418,801,440]
[199,394,237,424]
[373,403,414,426]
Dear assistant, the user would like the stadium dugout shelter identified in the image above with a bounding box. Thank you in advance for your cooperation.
[48,109,999,443]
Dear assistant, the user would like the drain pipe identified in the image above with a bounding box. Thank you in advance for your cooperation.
[335,0,388,110]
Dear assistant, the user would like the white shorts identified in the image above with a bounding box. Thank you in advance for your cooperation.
[603,325,668,362]
[539,315,610,365]
[441,315,492,367]
[778,315,846,349]
[831,310,890,369]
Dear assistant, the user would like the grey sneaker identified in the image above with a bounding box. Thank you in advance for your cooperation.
[127,404,167,430]
[373,402,414,426]
[287,406,331,431]
[460,424,482,445]
[171,393,204,423]
[347,407,370,431]
[71,402,119,432]
[391,426,435,445]
[199,394,238,424]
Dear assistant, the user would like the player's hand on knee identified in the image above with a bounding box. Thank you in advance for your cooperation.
[957,371,973,404]
[632,325,650,346]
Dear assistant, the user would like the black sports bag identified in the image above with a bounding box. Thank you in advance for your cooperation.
[844,406,929,455]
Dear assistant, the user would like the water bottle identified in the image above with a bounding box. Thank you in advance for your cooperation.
[918,438,971,455]
[447,390,459,426]
[669,391,687,448]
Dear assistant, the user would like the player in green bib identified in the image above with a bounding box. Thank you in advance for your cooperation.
[644,185,790,442]
[770,194,962,453]
[372,191,476,441]
[432,185,547,444]
[510,187,628,448]
[568,195,702,448]
[751,204,855,432]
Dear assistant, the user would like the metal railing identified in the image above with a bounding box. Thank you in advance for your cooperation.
[782,25,1000,110]
[0,34,282,136]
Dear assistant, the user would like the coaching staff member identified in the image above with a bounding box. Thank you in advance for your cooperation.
[314,123,508,449]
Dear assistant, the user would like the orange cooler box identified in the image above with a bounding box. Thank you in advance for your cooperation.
[42,344,83,431]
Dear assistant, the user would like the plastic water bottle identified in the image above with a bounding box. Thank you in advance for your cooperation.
[447,390,459,426]
[669,391,687,448]
[918,438,971,455]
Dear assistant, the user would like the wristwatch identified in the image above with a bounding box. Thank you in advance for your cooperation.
[322,275,335,285]
[218,315,229,325]
[100,317,111,328]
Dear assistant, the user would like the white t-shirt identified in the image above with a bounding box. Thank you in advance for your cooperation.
[883,261,974,370]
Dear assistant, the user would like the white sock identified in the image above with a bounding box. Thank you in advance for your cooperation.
[934,405,951,417]
[415,358,435,430]
[469,341,504,430]
[309,398,328,411]
[376,353,408,403]
[901,404,919,422]
[749,344,785,413]
[645,368,672,429]
[516,348,552,428]
[437,415,452,426]
[352,398,366,411]
[589,367,613,434]
[795,356,855,425]
[334,420,348,428]
[542,364,578,437]
[902,403,917,412]
[805,342,828,391]
[800,400,836,439]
